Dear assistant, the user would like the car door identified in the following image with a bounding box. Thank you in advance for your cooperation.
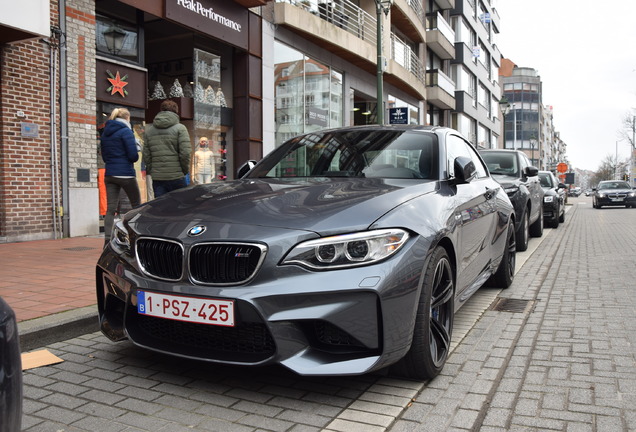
[446,135,498,298]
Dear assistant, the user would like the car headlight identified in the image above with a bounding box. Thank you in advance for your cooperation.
[628,192,636,197]
[597,192,605,198]
[544,196,554,203]
[504,185,519,196]
[282,229,409,270]
[111,219,131,252]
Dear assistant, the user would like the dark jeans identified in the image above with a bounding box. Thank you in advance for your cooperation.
[152,177,187,198]
[104,176,141,242]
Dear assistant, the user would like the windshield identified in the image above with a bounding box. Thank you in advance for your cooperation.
[481,152,518,176]
[246,129,439,180]
[539,173,553,188]
[598,181,630,190]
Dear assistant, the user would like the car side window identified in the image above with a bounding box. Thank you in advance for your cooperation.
[465,144,488,179]
[518,153,528,172]
[446,135,488,179]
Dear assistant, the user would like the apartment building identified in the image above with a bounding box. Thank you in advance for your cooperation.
[449,0,502,149]
[499,59,568,171]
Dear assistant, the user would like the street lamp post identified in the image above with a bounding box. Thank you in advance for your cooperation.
[375,0,392,125]
[631,115,635,187]
[512,103,517,150]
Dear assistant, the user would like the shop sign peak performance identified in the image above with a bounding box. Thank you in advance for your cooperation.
[176,0,242,32]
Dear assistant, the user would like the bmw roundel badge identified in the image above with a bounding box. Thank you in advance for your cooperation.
[188,225,206,237]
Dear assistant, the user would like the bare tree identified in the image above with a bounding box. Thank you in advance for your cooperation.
[592,154,628,185]
[618,112,636,149]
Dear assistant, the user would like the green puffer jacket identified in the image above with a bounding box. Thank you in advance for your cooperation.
[142,111,191,181]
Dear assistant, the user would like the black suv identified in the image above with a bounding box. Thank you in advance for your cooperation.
[479,149,544,251]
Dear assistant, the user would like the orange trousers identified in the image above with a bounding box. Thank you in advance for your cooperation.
[98,168,107,216]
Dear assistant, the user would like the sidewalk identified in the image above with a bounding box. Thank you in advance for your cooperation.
[0,236,104,349]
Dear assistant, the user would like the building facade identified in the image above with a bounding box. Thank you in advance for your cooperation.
[499,59,568,174]
[259,0,458,155]
[2,0,514,243]
[1,0,268,243]
[449,0,502,149]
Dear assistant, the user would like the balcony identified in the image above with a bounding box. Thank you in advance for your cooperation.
[274,0,377,71]
[391,0,426,43]
[234,0,274,6]
[425,12,455,60]
[435,0,455,9]
[425,69,455,110]
[389,33,426,99]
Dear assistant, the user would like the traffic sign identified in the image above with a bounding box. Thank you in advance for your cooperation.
[557,163,568,173]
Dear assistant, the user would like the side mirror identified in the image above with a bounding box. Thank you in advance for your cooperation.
[454,156,477,184]
[525,166,539,177]
[558,183,567,189]
[237,160,257,178]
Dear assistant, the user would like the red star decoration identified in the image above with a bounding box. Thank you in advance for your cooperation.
[107,71,128,97]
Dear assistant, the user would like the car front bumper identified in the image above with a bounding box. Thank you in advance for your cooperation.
[595,195,636,207]
[96,237,430,376]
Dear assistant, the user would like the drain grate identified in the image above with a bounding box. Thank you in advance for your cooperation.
[490,298,534,313]
[63,247,98,252]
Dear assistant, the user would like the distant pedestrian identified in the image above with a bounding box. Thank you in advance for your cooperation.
[100,107,141,244]
[142,99,191,198]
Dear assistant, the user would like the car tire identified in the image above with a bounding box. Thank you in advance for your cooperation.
[530,208,543,237]
[548,204,560,228]
[391,246,454,380]
[487,219,516,289]
[559,206,565,223]
[516,210,529,252]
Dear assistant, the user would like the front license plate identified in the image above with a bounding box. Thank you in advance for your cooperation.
[137,290,234,326]
[611,198,624,202]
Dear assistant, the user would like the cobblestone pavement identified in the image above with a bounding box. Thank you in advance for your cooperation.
[19,199,636,431]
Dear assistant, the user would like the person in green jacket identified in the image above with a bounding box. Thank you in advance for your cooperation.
[142,99,192,198]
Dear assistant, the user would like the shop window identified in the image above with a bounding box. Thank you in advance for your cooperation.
[191,48,230,183]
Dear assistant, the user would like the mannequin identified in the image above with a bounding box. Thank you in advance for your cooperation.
[193,136,215,184]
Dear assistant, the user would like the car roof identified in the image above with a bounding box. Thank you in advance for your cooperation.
[480,149,520,153]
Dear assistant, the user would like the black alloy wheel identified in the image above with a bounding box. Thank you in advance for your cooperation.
[488,220,516,288]
[548,204,559,228]
[392,247,454,380]
[516,210,529,251]
[530,208,543,237]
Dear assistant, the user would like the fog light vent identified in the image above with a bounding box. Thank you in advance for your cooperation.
[490,298,534,313]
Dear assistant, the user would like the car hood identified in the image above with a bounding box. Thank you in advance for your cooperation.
[597,188,633,194]
[128,178,436,236]
[541,187,558,195]
[490,173,521,187]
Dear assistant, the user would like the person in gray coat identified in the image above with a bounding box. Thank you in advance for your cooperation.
[142,99,191,198]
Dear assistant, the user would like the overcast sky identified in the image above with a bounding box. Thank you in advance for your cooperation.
[493,0,636,171]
